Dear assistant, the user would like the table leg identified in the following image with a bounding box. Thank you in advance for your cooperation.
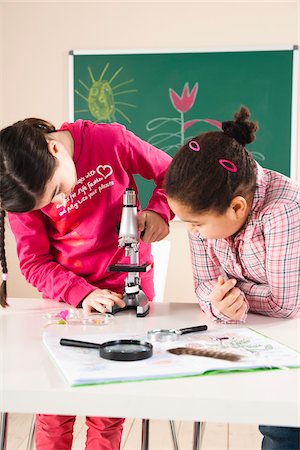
[169,420,179,450]
[26,415,35,450]
[193,422,202,450]
[0,413,8,450]
[141,419,150,450]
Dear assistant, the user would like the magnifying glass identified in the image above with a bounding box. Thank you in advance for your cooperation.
[147,325,208,343]
[60,338,153,361]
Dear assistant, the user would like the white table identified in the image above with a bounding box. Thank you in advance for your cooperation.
[1,298,299,430]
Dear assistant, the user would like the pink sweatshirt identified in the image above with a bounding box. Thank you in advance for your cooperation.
[9,120,173,307]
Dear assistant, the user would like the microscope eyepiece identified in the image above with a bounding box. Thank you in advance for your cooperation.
[123,188,136,207]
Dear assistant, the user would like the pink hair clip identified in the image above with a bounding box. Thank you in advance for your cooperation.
[188,140,201,152]
[218,159,238,173]
[2,273,8,281]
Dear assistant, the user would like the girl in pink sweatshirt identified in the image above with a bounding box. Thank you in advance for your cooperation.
[0,118,173,450]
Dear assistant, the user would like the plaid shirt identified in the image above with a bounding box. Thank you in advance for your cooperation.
[189,163,300,323]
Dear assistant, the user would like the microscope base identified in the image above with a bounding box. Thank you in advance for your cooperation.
[106,292,150,317]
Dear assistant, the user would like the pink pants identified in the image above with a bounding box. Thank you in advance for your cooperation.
[35,414,125,450]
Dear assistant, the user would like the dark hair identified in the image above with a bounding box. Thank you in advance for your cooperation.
[0,209,8,307]
[0,118,57,307]
[165,105,258,214]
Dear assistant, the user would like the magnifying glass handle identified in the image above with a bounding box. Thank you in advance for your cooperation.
[179,325,208,335]
[60,338,100,349]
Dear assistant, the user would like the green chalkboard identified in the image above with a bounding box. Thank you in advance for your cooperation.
[70,49,297,208]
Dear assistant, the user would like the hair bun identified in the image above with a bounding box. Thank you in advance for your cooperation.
[222,105,258,146]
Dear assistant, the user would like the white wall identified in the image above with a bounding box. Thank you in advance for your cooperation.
[1,1,300,301]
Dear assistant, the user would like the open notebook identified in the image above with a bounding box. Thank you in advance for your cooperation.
[43,327,300,386]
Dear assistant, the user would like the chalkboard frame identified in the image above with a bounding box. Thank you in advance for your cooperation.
[69,47,299,187]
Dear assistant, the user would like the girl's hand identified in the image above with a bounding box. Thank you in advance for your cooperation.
[138,210,169,243]
[210,276,248,321]
[82,289,125,314]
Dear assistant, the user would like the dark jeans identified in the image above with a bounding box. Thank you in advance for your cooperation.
[259,426,300,450]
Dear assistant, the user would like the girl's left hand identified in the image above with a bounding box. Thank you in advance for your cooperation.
[138,210,169,243]
[211,276,248,321]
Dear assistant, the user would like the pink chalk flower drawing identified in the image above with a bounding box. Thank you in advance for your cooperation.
[169,82,198,114]
[146,83,265,161]
[146,82,222,153]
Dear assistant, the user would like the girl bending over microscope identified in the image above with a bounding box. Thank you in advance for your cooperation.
[0,118,173,450]
[164,105,300,450]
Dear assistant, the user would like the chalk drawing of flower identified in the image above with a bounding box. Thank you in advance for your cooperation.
[146,82,222,153]
[169,82,198,113]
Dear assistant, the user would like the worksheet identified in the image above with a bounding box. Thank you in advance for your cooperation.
[43,327,300,386]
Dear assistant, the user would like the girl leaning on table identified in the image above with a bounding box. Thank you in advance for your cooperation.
[0,117,173,450]
[164,105,300,450]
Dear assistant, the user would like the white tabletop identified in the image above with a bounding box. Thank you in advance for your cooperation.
[0,298,299,426]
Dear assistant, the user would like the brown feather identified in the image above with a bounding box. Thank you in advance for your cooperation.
[167,347,242,362]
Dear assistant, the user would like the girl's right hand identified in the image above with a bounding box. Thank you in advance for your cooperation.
[82,289,125,314]
[210,276,248,321]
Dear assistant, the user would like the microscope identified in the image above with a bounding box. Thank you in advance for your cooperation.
[106,188,151,317]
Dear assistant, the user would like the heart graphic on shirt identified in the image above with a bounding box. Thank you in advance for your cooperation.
[96,165,113,179]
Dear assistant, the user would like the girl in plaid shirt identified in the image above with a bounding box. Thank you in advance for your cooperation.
[165,106,300,450]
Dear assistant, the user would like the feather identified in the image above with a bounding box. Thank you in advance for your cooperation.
[167,347,242,362]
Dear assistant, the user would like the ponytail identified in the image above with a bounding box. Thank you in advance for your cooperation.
[22,118,56,134]
[0,209,8,307]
